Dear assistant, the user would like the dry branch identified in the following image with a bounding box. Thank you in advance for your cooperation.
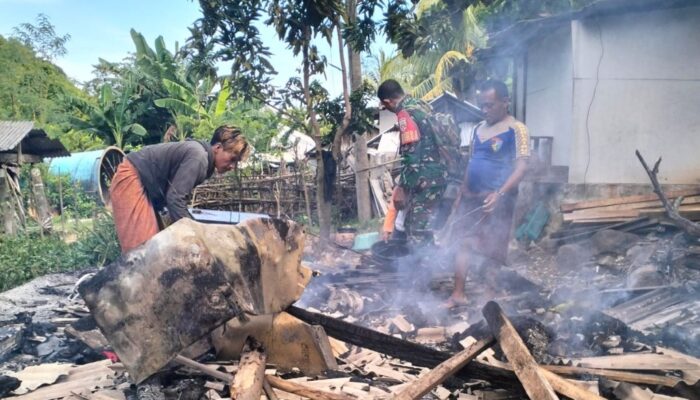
[635,150,700,237]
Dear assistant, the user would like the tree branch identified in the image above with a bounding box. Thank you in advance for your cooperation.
[635,150,700,237]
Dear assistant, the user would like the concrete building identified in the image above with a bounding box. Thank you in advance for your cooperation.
[490,0,700,184]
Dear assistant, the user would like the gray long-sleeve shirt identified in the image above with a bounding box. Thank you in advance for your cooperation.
[126,140,215,221]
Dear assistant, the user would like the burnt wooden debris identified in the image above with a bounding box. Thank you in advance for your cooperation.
[393,336,495,400]
[3,194,700,400]
[229,337,266,400]
[482,301,559,399]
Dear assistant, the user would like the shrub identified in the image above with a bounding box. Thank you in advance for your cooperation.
[0,211,120,291]
[0,233,87,291]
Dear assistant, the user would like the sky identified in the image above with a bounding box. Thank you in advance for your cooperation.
[0,0,392,97]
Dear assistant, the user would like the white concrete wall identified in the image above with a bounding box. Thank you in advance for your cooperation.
[525,24,574,168]
[569,6,700,184]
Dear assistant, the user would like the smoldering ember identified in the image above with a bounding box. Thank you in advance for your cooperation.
[2,1,700,400]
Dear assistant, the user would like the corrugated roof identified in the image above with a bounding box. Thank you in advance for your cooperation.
[0,121,34,152]
[0,121,69,158]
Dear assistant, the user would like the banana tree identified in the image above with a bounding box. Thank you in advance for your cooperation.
[154,78,230,141]
[67,84,147,149]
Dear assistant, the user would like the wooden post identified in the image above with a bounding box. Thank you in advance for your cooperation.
[30,166,52,234]
[0,168,18,235]
[58,167,64,233]
[230,337,267,400]
[394,336,495,400]
[482,301,559,400]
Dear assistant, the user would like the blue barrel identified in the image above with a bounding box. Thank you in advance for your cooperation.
[48,146,124,205]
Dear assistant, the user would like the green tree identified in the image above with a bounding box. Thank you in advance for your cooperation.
[11,14,70,61]
[67,84,147,149]
[193,0,348,240]
[0,36,82,122]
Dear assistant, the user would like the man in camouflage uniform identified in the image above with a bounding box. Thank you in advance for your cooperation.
[378,79,448,243]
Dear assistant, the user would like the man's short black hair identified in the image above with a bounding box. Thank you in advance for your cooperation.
[479,79,509,100]
[377,79,405,100]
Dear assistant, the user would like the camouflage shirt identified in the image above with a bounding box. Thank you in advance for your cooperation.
[395,96,448,192]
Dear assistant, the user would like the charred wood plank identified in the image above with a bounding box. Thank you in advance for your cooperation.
[287,306,522,391]
[393,336,494,400]
[482,301,559,400]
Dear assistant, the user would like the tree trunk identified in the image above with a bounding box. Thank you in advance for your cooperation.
[302,32,331,240]
[30,166,53,235]
[354,135,371,221]
[346,0,372,223]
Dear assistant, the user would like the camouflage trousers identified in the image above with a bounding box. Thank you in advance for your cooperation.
[405,181,447,244]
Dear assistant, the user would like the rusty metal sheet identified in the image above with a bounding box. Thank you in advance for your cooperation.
[79,218,310,383]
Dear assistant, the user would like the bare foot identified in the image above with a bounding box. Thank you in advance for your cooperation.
[440,295,469,310]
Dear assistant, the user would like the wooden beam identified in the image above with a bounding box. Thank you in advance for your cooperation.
[539,367,605,400]
[230,337,266,400]
[393,336,495,400]
[286,306,523,391]
[482,301,559,400]
[265,375,355,400]
[541,365,682,389]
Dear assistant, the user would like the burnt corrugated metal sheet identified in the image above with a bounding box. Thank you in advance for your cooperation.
[0,121,69,158]
[0,121,34,152]
[605,286,700,335]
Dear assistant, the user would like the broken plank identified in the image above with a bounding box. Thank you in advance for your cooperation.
[230,337,266,400]
[265,375,355,400]
[482,301,559,400]
[173,355,234,383]
[393,336,494,400]
[309,324,339,370]
[64,327,109,351]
